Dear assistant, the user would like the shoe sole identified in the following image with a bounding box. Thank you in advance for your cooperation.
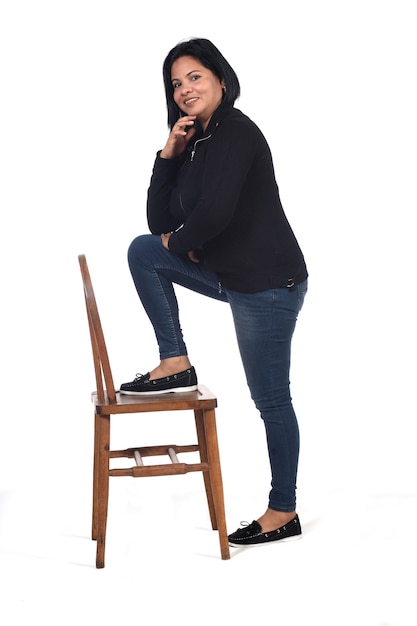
[228,534,302,548]
[119,384,198,396]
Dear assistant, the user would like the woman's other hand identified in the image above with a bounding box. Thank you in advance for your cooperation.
[161,233,200,264]
[161,232,172,249]
[187,250,200,263]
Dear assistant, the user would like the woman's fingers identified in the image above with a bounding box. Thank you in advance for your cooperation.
[172,115,196,137]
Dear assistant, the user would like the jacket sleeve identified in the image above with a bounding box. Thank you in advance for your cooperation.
[167,119,259,255]
[146,152,183,234]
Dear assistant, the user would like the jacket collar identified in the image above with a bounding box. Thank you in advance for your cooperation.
[204,101,234,134]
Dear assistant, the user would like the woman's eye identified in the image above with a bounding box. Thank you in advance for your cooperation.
[172,75,200,89]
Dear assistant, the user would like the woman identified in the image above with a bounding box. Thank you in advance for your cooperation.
[120,38,308,547]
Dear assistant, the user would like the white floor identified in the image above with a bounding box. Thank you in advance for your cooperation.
[1,376,416,626]
[1,478,416,626]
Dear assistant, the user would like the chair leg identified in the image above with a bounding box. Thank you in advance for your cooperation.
[194,409,217,529]
[201,408,230,560]
[92,412,100,541]
[95,413,110,569]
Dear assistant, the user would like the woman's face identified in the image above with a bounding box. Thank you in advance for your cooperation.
[171,55,224,130]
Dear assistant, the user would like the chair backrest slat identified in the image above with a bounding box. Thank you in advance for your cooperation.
[79,254,116,403]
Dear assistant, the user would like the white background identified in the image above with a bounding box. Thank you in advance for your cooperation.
[0,1,416,624]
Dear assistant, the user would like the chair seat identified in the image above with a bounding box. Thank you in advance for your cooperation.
[92,384,217,414]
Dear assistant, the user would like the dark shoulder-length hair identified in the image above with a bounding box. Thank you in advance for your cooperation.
[162,38,240,129]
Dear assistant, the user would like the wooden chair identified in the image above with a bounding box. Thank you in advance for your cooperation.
[78,254,230,567]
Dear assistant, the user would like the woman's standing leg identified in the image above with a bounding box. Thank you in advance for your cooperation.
[226,281,307,531]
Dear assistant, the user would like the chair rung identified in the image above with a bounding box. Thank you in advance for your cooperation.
[109,444,199,459]
[109,462,209,477]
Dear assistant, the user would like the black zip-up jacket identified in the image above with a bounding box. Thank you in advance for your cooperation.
[147,103,308,293]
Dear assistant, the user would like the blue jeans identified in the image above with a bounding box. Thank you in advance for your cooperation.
[128,234,307,512]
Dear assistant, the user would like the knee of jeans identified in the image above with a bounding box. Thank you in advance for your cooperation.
[128,234,157,265]
[252,388,292,415]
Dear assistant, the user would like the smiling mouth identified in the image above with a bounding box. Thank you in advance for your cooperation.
[184,97,198,105]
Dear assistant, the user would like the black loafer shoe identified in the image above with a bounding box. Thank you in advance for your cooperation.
[228,515,302,547]
[119,366,198,395]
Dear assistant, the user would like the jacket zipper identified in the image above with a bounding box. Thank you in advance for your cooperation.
[190,133,212,161]
[179,133,213,211]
